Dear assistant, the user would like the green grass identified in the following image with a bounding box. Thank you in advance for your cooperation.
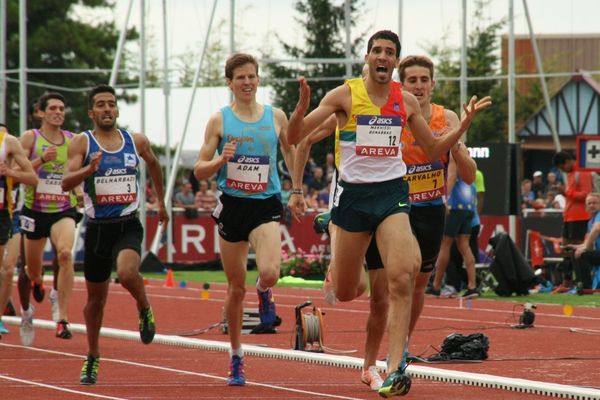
[143,270,600,307]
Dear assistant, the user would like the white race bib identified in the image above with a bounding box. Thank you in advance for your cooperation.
[35,178,70,203]
[355,115,402,157]
[94,174,137,204]
[226,154,270,193]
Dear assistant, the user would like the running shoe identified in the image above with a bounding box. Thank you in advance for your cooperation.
[257,287,277,326]
[322,266,337,305]
[0,319,9,334]
[80,354,100,385]
[361,365,384,391]
[378,368,412,397]
[425,287,440,297]
[20,306,35,346]
[49,288,59,322]
[461,288,480,298]
[4,299,16,316]
[32,281,45,303]
[139,306,156,344]
[227,355,246,386]
[56,320,72,339]
[312,211,331,236]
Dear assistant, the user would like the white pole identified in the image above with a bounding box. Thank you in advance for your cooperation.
[0,0,6,123]
[139,0,147,254]
[229,0,234,102]
[460,0,467,129]
[150,0,219,255]
[162,0,173,263]
[522,0,560,151]
[344,0,352,78]
[508,0,517,241]
[18,0,26,134]
[109,0,134,87]
[397,0,403,45]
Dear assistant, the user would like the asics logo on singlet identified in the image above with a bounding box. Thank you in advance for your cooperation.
[104,168,127,176]
[368,116,393,125]
[407,164,433,174]
[237,155,261,164]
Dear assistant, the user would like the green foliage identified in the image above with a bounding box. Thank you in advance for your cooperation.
[263,0,364,165]
[4,0,138,134]
[427,0,544,143]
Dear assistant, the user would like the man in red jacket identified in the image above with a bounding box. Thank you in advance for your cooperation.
[552,151,593,292]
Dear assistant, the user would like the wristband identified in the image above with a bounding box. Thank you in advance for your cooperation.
[291,188,303,195]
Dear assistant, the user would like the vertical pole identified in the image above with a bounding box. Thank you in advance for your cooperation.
[18,0,27,134]
[229,0,234,102]
[523,0,560,151]
[508,0,517,241]
[162,0,173,263]
[459,0,467,131]
[109,0,134,87]
[0,0,6,123]
[139,0,147,254]
[344,0,351,78]
[397,0,403,45]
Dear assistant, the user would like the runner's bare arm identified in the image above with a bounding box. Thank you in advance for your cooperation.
[287,77,347,145]
[133,132,169,228]
[62,134,99,192]
[3,135,38,186]
[408,94,492,160]
[288,114,337,219]
[445,110,477,184]
[275,107,296,182]
[194,112,235,180]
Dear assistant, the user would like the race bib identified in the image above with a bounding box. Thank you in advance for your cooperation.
[226,154,270,193]
[20,215,35,232]
[35,177,70,203]
[355,115,402,157]
[94,174,137,204]
[405,162,445,203]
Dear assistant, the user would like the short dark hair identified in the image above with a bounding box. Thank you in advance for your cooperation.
[87,84,117,109]
[553,150,574,167]
[38,92,66,112]
[225,53,259,80]
[0,122,7,129]
[367,30,401,58]
[398,55,435,82]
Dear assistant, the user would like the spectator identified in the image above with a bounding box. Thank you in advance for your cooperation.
[304,186,319,210]
[521,179,535,209]
[280,179,292,206]
[571,192,600,293]
[174,181,198,218]
[307,166,327,191]
[545,190,565,209]
[194,179,218,211]
[317,186,330,209]
[322,152,335,183]
[552,150,593,292]
[532,171,545,199]
[546,171,565,195]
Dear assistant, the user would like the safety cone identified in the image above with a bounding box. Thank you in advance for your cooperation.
[164,268,175,288]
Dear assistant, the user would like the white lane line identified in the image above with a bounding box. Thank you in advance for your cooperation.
[0,374,129,400]
[0,343,367,400]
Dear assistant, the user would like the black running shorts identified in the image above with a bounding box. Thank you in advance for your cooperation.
[84,214,143,283]
[212,193,283,243]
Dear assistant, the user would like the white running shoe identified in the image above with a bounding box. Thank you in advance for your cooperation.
[361,365,384,391]
[20,306,35,346]
[49,288,59,322]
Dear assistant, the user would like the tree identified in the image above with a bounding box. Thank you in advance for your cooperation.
[4,0,138,134]
[427,0,544,143]
[263,0,365,165]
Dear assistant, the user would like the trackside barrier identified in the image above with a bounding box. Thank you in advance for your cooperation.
[4,317,600,400]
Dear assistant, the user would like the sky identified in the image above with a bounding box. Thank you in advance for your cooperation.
[83,0,600,151]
